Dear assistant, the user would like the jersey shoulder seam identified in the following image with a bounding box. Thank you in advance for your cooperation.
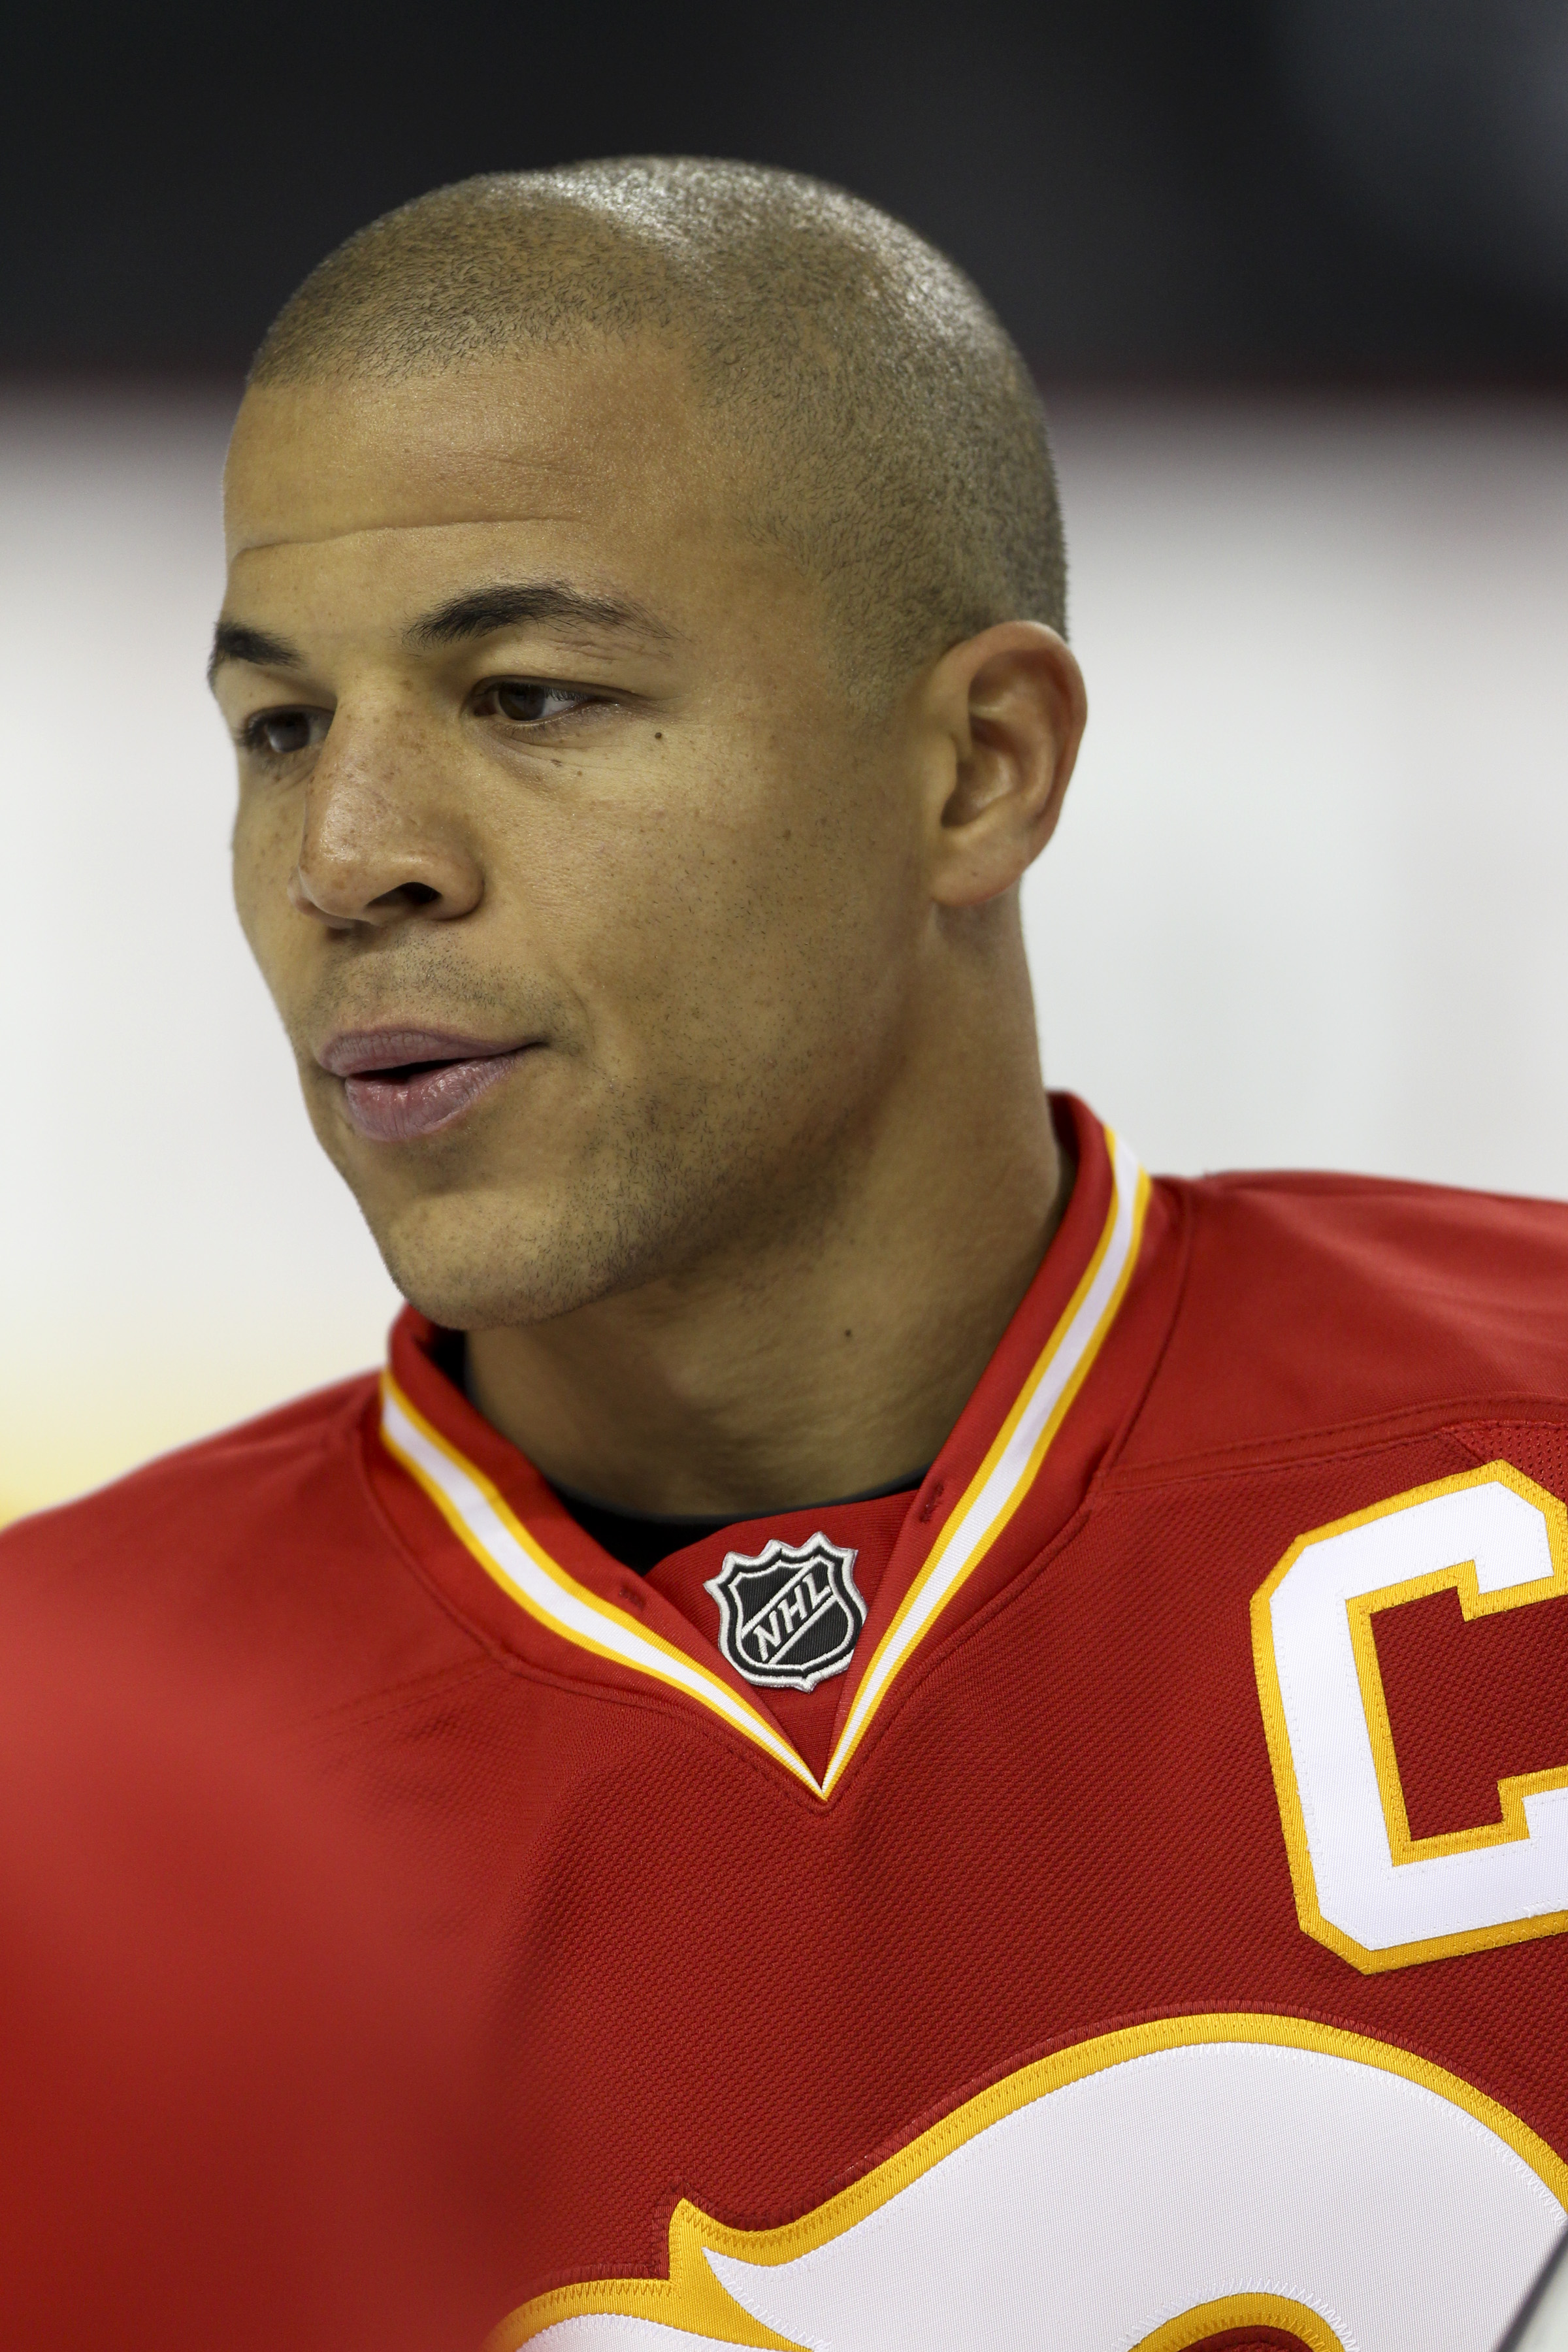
[1102,1392,1568,1493]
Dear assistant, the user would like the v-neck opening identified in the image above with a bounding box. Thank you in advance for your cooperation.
[365,1097,1169,1797]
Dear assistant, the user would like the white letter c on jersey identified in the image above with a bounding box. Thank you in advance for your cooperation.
[1254,1462,1568,1970]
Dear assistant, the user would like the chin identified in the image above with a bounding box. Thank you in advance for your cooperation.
[376,1236,602,1335]
[365,1186,667,1333]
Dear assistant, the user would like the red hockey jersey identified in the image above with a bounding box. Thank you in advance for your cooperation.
[5,1094,1568,2352]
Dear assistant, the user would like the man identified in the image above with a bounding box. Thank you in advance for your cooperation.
[5,157,1568,2349]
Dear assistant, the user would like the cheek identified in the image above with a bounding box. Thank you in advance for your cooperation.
[529,751,900,1083]
[229,790,299,973]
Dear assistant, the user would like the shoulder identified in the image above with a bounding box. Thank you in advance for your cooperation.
[0,1364,481,1713]
[0,1371,384,1636]
[1182,1162,1568,1305]
[1129,1166,1568,1467]
[3,1369,377,1552]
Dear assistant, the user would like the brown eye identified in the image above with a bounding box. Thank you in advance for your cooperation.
[485,682,586,725]
[247,711,316,757]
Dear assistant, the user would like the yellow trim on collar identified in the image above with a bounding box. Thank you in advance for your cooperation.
[381,1123,1147,1799]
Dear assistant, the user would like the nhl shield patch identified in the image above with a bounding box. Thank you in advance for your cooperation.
[704,1533,868,1691]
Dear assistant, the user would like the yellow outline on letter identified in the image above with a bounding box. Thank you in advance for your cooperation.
[1253,1459,1568,1972]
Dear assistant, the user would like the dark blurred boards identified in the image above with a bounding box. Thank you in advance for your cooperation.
[6,0,1567,380]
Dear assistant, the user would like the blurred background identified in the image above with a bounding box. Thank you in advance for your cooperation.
[4,0,1566,1518]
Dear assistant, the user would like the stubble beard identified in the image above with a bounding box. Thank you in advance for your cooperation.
[294,934,885,1337]
[350,1065,843,1335]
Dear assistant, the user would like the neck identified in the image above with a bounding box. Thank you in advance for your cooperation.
[464,977,1069,1517]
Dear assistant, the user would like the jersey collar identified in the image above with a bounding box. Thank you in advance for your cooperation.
[370,1097,1158,1800]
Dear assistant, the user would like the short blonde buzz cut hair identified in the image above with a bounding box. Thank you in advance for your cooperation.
[250,157,1068,699]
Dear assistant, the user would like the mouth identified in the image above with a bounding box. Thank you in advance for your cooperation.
[316,1028,538,1143]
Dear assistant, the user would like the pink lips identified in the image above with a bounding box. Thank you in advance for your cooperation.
[318,1029,534,1143]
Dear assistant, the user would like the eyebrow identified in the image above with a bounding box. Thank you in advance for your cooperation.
[206,619,304,687]
[206,579,674,694]
[404,580,675,652]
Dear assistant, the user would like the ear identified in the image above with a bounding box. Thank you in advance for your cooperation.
[922,622,1087,909]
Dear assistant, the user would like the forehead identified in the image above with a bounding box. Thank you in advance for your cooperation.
[223,339,740,590]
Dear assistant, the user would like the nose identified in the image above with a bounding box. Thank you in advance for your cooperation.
[288,710,483,930]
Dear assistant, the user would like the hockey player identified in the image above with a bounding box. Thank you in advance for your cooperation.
[6,161,1568,2351]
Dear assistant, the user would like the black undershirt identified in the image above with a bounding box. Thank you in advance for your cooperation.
[551,1471,930,1577]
